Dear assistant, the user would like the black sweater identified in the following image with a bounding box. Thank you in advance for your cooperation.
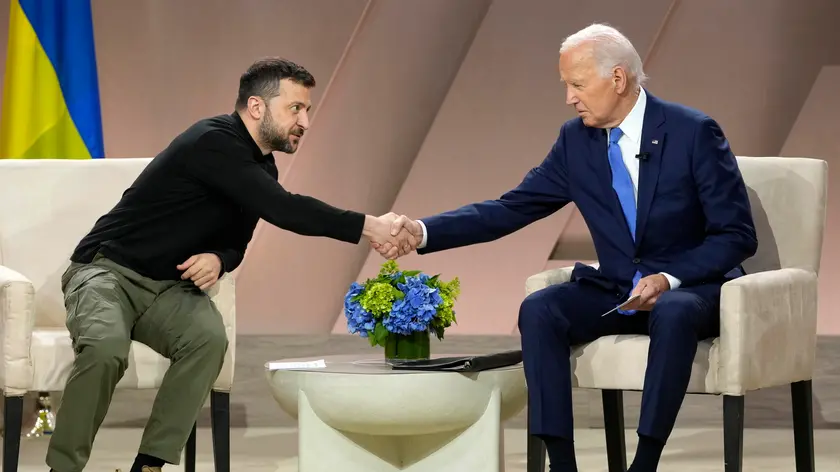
[71,112,365,281]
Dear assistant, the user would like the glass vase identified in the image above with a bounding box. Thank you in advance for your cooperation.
[384,330,431,361]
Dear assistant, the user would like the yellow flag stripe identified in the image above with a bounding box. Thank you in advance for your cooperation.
[0,0,90,158]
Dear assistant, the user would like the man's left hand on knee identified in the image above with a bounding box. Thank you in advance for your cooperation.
[625,274,671,311]
[176,253,222,291]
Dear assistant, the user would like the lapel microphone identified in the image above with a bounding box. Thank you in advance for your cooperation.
[636,152,650,161]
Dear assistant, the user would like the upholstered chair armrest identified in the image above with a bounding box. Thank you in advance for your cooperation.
[207,272,236,392]
[717,268,818,395]
[0,264,35,396]
[525,262,600,296]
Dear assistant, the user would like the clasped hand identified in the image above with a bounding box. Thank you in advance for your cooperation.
[366,213,423,259]
[177,253,222,291]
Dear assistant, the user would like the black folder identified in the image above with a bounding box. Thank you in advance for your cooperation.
[387,350,522,372]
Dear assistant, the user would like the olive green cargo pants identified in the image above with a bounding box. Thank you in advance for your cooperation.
[46,254,228,472]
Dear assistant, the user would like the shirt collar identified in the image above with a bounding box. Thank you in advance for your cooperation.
[614,87,647,144]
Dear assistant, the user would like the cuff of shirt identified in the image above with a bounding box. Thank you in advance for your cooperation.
[659,272,682,290]
[417,219,428,249]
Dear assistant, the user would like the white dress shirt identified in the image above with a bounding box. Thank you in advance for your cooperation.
[416,87,681,290]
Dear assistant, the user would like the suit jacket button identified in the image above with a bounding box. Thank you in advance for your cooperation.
[632,258,641,264]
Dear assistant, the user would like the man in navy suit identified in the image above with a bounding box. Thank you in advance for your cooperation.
[375,23,757,471]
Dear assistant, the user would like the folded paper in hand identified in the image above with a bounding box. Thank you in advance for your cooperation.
[387,350,522,372]
[601,294,640,317]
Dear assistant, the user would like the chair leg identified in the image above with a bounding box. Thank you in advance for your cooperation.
[723,394,744,472]
[525,394,546,472]
[602,389,627,472]
[185,422,197,472]
[211,390,230,472]
[791,380,815,472]
[3,395,24,472]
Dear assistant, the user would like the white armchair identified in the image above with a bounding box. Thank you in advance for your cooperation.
[0,158,237,472]
[524,156,828,472]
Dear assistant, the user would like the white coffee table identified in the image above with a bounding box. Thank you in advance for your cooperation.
[265,353,527,472]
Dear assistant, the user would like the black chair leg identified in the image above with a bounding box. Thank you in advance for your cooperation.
[525,395,546,472]
[185,422,197,472]
[211,390,230,472]
[3,395,24,472]
[602,389,627,472]
[723,394,744,472]
[791,380,815,472]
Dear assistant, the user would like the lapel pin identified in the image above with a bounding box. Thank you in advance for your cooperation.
[651,139,659,145]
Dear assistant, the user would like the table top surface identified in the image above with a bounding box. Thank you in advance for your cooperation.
[264,353,523,375]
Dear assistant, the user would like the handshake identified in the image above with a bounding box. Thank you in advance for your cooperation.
[363,213,423,259]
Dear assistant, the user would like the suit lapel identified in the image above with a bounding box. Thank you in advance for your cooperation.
[588,127,635,246]
[634,94,666,248]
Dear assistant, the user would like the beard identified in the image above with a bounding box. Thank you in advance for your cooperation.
[259,110,302,154]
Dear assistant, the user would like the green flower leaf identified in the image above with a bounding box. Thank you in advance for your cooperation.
[374,322,390,347]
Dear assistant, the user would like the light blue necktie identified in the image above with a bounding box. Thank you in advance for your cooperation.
[607,128,642,314]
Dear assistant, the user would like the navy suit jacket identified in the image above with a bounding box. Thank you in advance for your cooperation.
[418,91,758,296]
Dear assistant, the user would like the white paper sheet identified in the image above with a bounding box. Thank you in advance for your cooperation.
[600,294,641,317]
[267,359,327,370]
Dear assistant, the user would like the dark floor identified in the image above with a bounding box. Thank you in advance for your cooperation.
[30,334,840,432]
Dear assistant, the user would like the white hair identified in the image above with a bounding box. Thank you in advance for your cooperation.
[560,23,648,86]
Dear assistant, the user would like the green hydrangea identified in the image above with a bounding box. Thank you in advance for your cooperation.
[429,276,460,340]
[359,281,401,318]
[379,260,400,277]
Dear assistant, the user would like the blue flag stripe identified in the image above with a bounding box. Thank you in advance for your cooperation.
[18,0,105,158]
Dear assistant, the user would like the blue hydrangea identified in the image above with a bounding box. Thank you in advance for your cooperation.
[384,275,444,335]
[344,282,375,337]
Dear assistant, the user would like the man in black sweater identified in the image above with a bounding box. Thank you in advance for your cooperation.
[46,58,412,472]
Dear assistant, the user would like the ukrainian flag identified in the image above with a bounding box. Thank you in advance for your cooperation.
[0,0,104,159]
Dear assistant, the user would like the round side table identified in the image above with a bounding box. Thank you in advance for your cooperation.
[265,354,527,472]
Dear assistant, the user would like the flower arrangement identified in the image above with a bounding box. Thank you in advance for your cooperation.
[343,260,460,359]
